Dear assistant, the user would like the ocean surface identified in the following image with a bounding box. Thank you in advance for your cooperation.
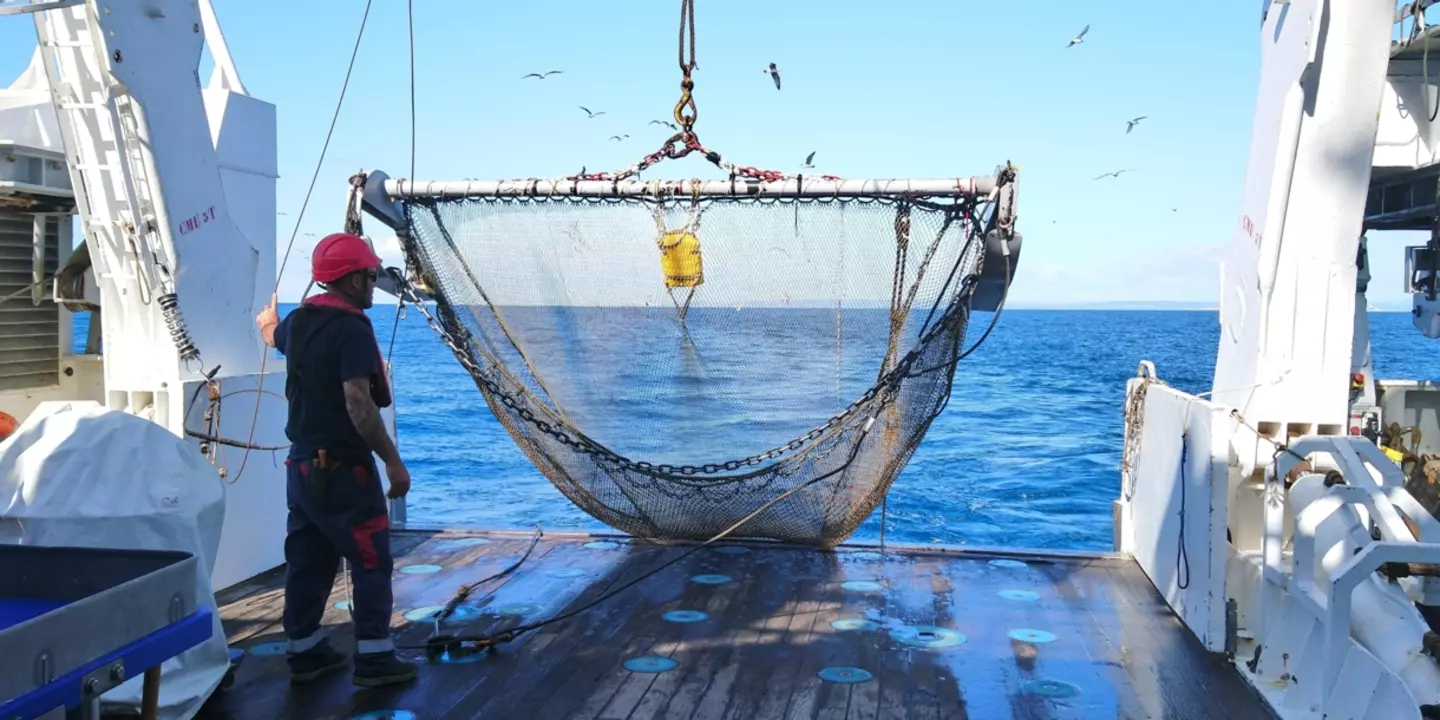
[82,307,1436,553]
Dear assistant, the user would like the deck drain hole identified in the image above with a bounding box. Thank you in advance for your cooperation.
[246,642,287,657]
[1008,629,1056,644]
[398,564,441,575]
[890,626,965,649]
[496,603,544,616]
[334,600,352,611]
[841,580,884,592]
[624,656,678,673]
[818,666,873,683]
[584,541,620,550]
[663,610,709,623]
[448,537,491,547]
[831,618,879,632]
[989,559,1027,569]
[691,574,732,585]
[403,605,481,623]
[548,568,588,578]
[1021,679,1079,698]
[998,590,1039,601]
[353,712,418,720]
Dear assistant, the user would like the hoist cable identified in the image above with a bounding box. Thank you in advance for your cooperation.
[228,0,375,483]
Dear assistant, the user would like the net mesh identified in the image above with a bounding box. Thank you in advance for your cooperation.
[396,191,995,545]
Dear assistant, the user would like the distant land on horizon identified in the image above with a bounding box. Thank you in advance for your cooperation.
[270,297,1418,313]
[1005,300,1220,311]
[1005,300,1418,312]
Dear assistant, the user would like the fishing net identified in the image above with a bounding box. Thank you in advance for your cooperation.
[386,173,1016,545]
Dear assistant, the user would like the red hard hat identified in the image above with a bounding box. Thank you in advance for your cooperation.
[311,232,382,283]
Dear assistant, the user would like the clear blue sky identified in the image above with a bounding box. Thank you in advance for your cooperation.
[0,1,1425,307]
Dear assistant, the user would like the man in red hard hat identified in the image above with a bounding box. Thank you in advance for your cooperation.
[254,232,416,687]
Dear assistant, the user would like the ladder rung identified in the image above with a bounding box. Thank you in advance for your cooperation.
[59,102,106,110]
[39,41,90,49]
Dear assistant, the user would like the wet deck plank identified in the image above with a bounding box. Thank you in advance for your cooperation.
[198,530,1275,720]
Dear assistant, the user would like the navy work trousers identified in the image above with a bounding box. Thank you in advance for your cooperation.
[281,454,396,655]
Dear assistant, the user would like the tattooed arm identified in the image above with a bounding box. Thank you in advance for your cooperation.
[345,377,410,497]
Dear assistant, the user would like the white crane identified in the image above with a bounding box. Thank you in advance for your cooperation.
[1121,2,1440,718]
[0,0,291,589]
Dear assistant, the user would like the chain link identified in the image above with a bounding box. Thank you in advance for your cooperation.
[394,276,903,478]
[675,0,698,133]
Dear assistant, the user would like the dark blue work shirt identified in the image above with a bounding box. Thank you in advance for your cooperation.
[274,308,383,462]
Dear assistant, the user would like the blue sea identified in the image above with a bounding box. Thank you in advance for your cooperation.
[81,307,1437,553]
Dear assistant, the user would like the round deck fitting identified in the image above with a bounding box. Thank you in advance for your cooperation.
[448,537,491,547]
[353,711,418,720]
[404,605,481,623]
[423,634,461,658]
[817,667,873,683]
[245,642,288,657]
[714,545,751,555]
[496,603,544,616]
[334,600,352,611]
[997,590,1039,601]
[1021,679,1079,698]
[398,564,441,575]
[434,646,487,664]
[584,540,619,550]
[624,656,678,673]
[1008,629,1056,644]
[831,618,879,632]
[663,610,709,623]
[691,574,732,585]
[841,580,884,592]
[847,551,883,561]
[548,568,589,578]
[889,625,965,649]
[988,559,1027,569]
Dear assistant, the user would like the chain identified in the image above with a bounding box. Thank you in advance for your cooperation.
[567,0,800,186]
[675,0,698,134]
[394,274,910,478]
[1121,366,1166,501]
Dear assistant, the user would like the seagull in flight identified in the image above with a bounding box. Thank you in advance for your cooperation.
[610,134,629,141]
[802,151,816,169]
[522,70,563,80]
[1093,169,1136,180]
[579,106,606,118]
[650,119,679,130]
[764,63,781,90]
[1067,25,1090,47]
[1126,116,1147,133]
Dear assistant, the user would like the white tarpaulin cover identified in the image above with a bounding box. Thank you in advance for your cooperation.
[0,401,229,720]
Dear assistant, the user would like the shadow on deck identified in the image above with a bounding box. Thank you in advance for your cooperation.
[200,529,1273,720]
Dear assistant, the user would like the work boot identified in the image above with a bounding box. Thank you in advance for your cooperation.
[287,638,349,684]
[353,651,419,687]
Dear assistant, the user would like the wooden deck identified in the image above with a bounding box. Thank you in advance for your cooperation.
[199,530,1273,720]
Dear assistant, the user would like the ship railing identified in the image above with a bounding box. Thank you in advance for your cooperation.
[1267,436,1440,711]
[1396,2,1438,45]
